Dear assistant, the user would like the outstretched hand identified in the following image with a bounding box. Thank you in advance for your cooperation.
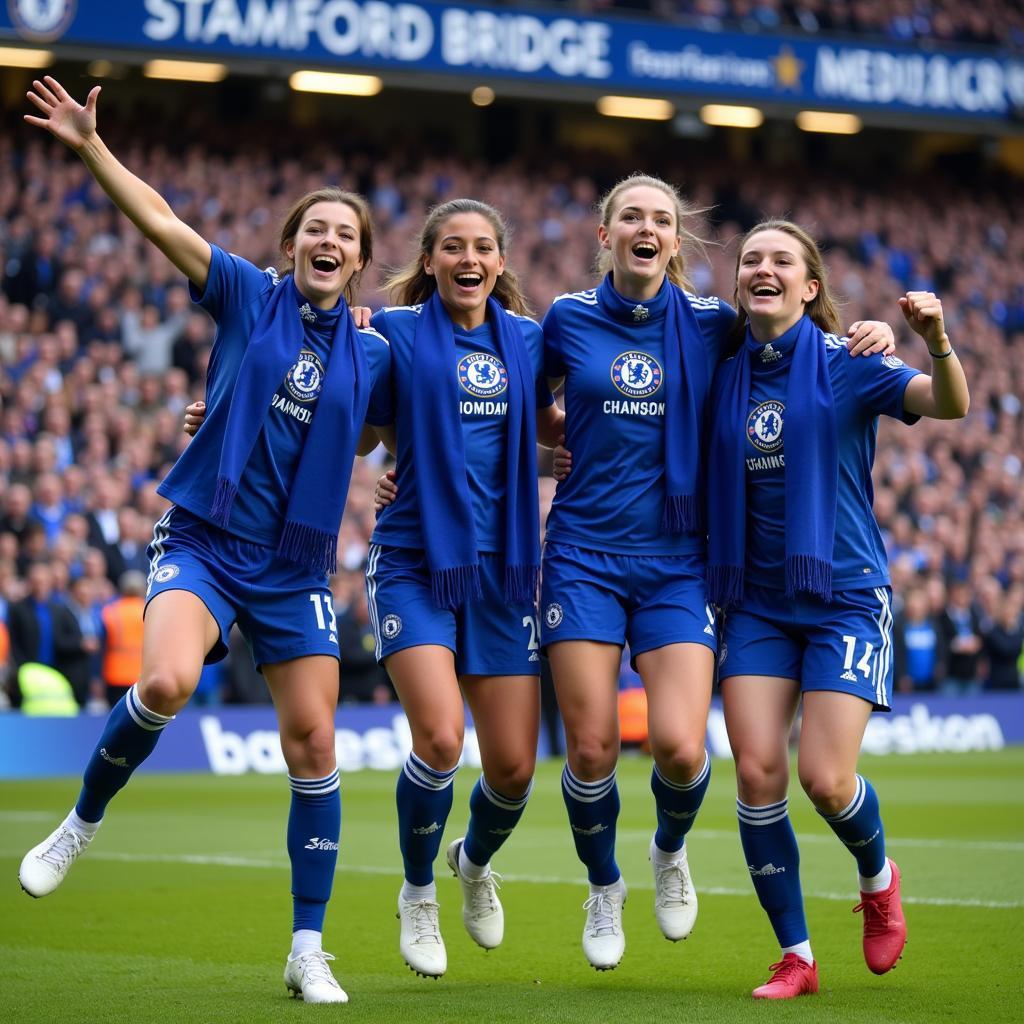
[25,76,100,152]
[898,291,947,349]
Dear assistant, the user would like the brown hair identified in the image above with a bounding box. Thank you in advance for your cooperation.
[384,198,532,316]
[277,186,373,304]
[730,219,842,346]
[595,173,710,293]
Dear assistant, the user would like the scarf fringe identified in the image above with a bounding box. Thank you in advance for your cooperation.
[707,565,745,608]
[505,564,540,606]
[663,494,701,535]
[785,555,833,602]
[278,520,338,577]
[211,477,238,529]
[431,564,483,611]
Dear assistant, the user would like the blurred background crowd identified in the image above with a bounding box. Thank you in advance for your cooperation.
[1,14,1022,712]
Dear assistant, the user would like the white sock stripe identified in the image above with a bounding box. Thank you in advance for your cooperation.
[561,765,616,803]
[125,684,173,731]
[145,508,174,591]
[826,774,866,823]
[873,588,893,707]
[289,770,340,795]
[737,799,790,826]
[654,751,710,791]
[480,775,532,811]
[365,544,383,661]
[403,754,457,791]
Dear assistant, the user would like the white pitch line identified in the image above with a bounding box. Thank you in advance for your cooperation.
[4,848,1019,910]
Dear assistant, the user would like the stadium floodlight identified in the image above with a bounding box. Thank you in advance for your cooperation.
[796,110,862,135]
[0,46,52,68]
[289,71,383,96]
[143,60,227,83]
[471,86,495,107]
[597,96,674,121]
[699,104,764,129]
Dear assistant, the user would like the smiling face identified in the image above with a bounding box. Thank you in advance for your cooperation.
[423,212,505,330]
[737,229,820,341]
[285,200,364,310]
[599,185,681,302]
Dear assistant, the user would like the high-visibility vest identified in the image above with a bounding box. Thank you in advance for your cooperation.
[18,662,79,717]
[101,596,145,688]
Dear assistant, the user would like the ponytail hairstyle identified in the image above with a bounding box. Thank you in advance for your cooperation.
[278,186,373,305]
[595,172,710,293]
[384,198,532,316]
[729,219,842,352]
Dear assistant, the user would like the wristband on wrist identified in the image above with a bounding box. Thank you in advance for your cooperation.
[928,346,954,359]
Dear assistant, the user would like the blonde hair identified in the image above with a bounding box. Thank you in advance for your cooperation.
[277,186,373,304]
[731,219,842,338]
[384,198,532,316]
[595,173,710,293]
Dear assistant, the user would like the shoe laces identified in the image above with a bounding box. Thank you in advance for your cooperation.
[464,870,502,919]
[406,899,443,945]
[40,827,85,871]
[766,956,808,984]
[293,951,340,990]
[853,888,894,935]
[582,891,621,938]
[654,860,690,908]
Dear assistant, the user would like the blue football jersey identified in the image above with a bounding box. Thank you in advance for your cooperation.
[742,320,922,589]
[159,244,392,547]
[542,276,735,556]
[369,304,553,553]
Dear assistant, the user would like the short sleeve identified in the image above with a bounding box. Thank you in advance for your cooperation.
[189,244,271,322]
[845,351,924,424]
[542,303,566,379]
[362,330,393,426]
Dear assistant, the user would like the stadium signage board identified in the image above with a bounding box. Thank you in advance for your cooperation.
[2,0,1023,123]
[0,696,1020,778]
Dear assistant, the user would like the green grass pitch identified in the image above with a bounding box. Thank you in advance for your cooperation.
[2,750,1022,1023]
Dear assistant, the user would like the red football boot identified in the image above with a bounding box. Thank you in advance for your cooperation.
[853,858,908,974]
[751,953,819,999]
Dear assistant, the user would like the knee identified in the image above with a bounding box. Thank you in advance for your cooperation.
[798,769,852,816]
[734,753,788,806]
[137,667,195,715]
[567,732,617,781]
[283,720,337,778]
[415,727,464,772]
[486,760,536,799]
[650,736,706,782]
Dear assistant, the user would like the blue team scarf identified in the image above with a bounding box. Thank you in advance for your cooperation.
[706,314,837,605]
[410,291,540,610]
[210,274,368,577]
[597,274,707,533]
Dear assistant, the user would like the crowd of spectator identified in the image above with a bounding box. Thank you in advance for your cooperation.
[534,0,1022,50]
[1,106,1022,710]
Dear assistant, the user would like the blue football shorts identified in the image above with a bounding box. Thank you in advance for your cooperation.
[145,507,339,670]
[539,541,717,661]
[718,582,894,711]
[364,544,541,677]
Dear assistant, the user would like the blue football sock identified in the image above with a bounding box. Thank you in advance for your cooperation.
[651,750,711,854]
[737,798,809,948]
[562,765,620,886]
[288,770,341,934]
[75,685,174,823]
[820,774,887,878]
[396,752,457,886]
[463,775,532,867]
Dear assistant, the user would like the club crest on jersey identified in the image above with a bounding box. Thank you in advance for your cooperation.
[882,354,905,369]
[382,614,402,640]
[152,564,180,584]
[284,350,325,403]
[747,401,784,453]
[458,353,508,398]
[545,603,564,628]
[611,351,662,398]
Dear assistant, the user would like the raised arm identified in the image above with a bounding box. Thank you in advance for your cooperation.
[25,77,211,290]
[898,292,970,420]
